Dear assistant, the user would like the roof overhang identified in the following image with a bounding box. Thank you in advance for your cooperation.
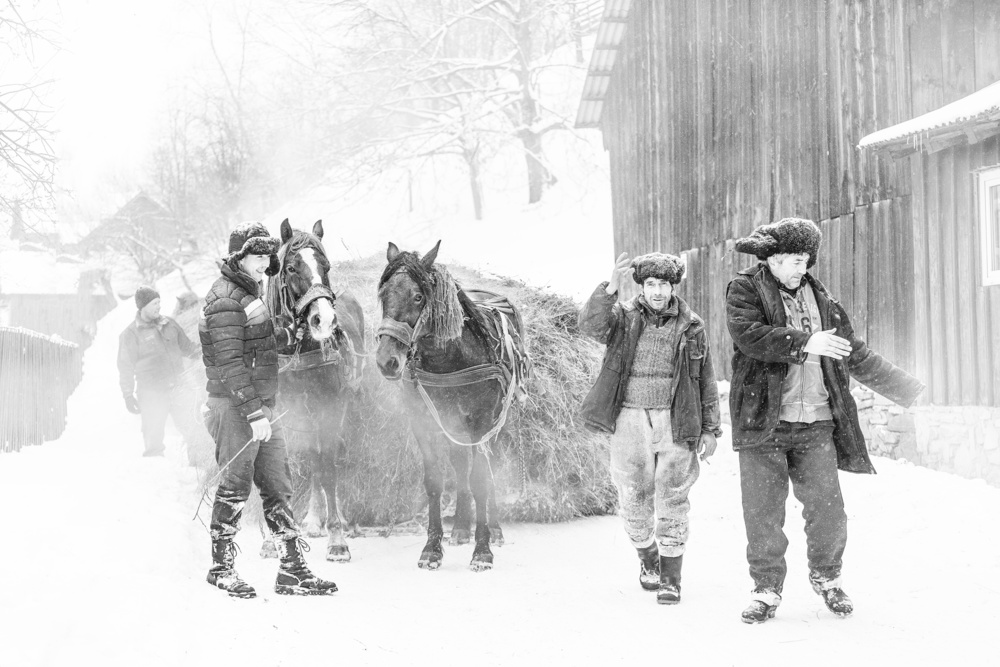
[574,0,633,129]
[859,80,1000,158]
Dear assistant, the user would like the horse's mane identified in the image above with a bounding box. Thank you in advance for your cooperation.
[265,230,330,322]
[378,251,490,347]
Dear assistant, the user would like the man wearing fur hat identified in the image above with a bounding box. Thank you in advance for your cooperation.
[117,286,200,458]
[199,221,336,599]
[580,251,723,605]
[727,217,924,624]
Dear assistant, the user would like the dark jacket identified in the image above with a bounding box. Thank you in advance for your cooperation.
[199,261,280,420]
[726,263,925,473]
[118,314,198,396]
[578,282,723,442]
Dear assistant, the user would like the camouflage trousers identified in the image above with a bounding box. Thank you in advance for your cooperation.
[609,407,700,558]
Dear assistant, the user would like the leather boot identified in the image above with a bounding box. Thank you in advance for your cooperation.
[275,537,338,596]
[810,574,853,618]
[207,537,256,599]
[741,587,781,624]
[656,555,682,605]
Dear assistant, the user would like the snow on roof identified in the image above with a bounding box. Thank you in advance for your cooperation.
[0,248,104,295]
[859,80,1000,152]
[575,0,633,129]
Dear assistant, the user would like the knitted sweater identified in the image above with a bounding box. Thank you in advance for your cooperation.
[777,282,833,422]
[622,300,683,408]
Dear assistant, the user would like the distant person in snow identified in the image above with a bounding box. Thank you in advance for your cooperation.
[117,286,200,458]
[199,221,336,599]
[579,251,723,605]
[726,217,924,624]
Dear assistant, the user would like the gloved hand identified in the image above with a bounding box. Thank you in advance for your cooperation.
[124,395,141,414]
[249,416,272,442]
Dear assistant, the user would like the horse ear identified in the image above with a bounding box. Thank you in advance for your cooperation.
[280,219,292,244]
[386,242,400,262]
[312,220,324,240]
[421,240,441,269]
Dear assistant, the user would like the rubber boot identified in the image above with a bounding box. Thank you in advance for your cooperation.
[637,543,660,591]
[656,555,682,605]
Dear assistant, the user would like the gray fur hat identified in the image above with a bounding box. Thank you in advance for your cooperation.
[631,252,685,285]
[227,221,280,275]
[734,217,822,268]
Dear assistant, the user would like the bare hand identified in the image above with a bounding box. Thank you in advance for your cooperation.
[697,432,717,462]
[606,252,633,295]
[250,417,272,442]
[804,329,852,359]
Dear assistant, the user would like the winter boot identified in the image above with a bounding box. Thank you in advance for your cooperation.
[207,538,256,599]
[741,588,781,624]
[656,555,682,605]
[637,543,660,591]
[810,575,853,618]
[275,537,338,596]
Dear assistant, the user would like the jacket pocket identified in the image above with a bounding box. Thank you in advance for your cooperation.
[688,345,704,379]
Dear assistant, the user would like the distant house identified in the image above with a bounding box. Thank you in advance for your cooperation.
[576,0,1000,485]
[78,191,197,259]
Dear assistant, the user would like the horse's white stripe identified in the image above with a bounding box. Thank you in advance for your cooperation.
[301,248,322,286]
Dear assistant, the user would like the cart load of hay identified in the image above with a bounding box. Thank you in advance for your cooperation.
[331,255,616,528]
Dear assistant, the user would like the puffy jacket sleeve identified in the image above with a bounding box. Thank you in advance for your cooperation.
[834,301,925,407]
[204,296,262,419]
[578,282,620,345]
[117,328,137,397]
[697,333,724,437]
[726,275,810,365]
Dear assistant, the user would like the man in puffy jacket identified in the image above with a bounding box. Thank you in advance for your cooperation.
[117,286,200,457]
[580,251,723,605]
[726,217,924,624]
[199,221,336,599]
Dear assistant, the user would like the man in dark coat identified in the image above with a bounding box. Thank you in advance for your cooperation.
[117,286,200,458]
[199,221,335,599]
[580,251,723,605]
[726,217,924,624]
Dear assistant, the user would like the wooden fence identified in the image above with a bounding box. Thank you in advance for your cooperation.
[0,327,82,453]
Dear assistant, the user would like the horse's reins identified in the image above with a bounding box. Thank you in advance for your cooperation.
[376,302,523,448]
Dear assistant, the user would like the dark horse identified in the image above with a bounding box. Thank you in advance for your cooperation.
[265,219,365,562]
[376,241,529,571]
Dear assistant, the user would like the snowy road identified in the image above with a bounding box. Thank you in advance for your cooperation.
[2,301,998,667]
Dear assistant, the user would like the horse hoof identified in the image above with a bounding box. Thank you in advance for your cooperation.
[259,541,278,559]
[490,530,505,547]
[418,558,442,571]
[469,559,493,572]
[326,546,352,563]
[303,523,327,539]
[449,529,471,546]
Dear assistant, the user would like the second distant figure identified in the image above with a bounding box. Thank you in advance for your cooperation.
[580,251,723,605]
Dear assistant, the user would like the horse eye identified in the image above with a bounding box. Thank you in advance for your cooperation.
[414,294,423,303]
[286,265,297,274]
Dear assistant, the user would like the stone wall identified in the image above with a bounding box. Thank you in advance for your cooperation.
[853,387,1000,486]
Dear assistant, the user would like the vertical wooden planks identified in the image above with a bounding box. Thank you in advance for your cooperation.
[909,154,932,404]
[853,204,870,346]
[893,196,916,373]
[939,148,962,403]
[927,152,947,405]
[974,0,1000,90]
[908,4,945,117]
[953,144,978,404]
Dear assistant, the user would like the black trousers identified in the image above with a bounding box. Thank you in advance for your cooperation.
[738,421,847,592]
[203,397,298,542]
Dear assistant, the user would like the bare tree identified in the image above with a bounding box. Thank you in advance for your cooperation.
[299,0,594,218]
[0,2,58,226]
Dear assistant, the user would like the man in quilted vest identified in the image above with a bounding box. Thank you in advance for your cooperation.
[199,221,336,599]
[579,251,723,605]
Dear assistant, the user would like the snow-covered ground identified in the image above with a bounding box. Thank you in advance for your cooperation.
[2,280,999,667]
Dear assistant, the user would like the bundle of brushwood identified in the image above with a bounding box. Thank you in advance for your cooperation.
[330,255,617,527]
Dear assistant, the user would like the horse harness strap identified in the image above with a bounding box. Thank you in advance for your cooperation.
[408,307,523,448]
[294,284,335,318]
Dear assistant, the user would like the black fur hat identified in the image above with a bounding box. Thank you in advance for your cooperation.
[134,285,160,310]
[734,217,822,268]
[227,221,280,275]
[631,252,685,285]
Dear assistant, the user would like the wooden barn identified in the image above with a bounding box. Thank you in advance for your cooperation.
[577,0,1000,483]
